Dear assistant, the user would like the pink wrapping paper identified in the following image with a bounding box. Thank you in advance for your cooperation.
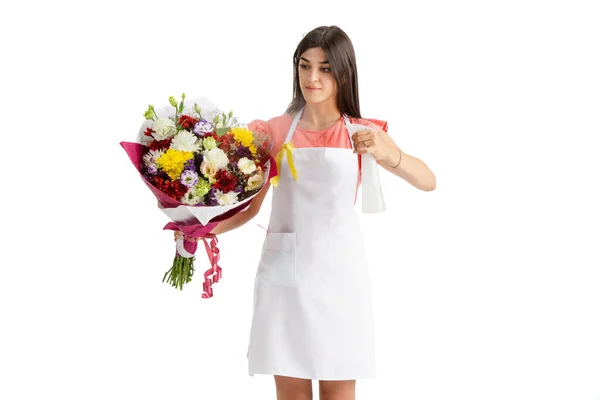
[120,140,278,297]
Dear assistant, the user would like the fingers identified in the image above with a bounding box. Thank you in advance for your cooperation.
[351,129,371,141]
[351,130,376,148]
[174,231,203,242]
[353,141,374,154]
[352,130,385,155]
[352,138,375,153]
[354,146,373,155]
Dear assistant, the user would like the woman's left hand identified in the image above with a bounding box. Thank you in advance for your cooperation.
[351,129,396,162]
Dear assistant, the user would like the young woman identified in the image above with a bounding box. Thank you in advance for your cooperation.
[176,25,435,400]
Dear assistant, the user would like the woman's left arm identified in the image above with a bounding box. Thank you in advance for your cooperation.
[352,128,436,192]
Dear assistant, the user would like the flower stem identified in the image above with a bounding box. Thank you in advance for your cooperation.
[163,255,195,290]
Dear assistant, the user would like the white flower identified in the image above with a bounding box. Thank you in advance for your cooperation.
[214,190,239,206]
[245,170,265,191]
[200,161,218,181]
[202,148,229,170]
[151,118,177,140]
[193,120,214,136]
[170,130,201,152]
[237,157,257,175]
[143,149,164,167]
[181,188,202,205]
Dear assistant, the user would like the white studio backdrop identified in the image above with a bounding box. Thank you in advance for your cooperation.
[1,0,599,399]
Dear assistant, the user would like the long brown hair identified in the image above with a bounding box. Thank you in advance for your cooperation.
[285,25,361,118]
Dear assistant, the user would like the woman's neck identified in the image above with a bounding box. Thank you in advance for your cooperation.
[298,102,342,131]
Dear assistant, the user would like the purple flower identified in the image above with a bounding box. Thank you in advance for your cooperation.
[184,159,196,171]
[180,170,199,188]
[157,170,170,180]
[237,146,252,158]
[194,152,204,167]
[205,188,219,206]
[193,120,214,136]
[147,164,158,175]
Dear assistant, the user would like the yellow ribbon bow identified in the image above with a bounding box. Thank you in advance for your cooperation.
[270,142,298,187]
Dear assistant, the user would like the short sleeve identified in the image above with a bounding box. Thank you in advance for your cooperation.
[248,115,292,160]
[361,118,388,133]
[248,119,276,159]
[247,119,267,135]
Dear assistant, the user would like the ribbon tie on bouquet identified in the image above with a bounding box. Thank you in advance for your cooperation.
[172,232,221,299]
[270,142,297,187]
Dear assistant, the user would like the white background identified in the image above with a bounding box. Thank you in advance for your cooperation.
[1,0,599,399]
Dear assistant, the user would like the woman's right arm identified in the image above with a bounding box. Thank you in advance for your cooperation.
[209,181,271,235]
[174,180,271,242]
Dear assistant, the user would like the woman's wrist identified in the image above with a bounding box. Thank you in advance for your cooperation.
[387,147,402,168]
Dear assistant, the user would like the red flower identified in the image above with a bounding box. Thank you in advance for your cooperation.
[204,131,219,140]
[148,138,172,151]
[220,133,234,145]
[152,176,187,201]
[216,133,237,154]
[178,115,198,130]
[213,169,238,192]
[144,127,154,136]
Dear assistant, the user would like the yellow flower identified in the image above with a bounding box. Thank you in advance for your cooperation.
[156,148,194,180]
[232,127,257,155]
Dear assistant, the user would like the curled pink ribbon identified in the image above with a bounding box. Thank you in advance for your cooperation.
[199,234,221,299]
[164,222,222,298]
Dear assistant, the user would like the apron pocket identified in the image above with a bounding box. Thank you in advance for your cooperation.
[258,232,297,287]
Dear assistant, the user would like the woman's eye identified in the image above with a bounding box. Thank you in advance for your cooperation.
[299,64,309,69]
[321,67,331,72]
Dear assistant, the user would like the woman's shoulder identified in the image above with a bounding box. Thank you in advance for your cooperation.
[348,116,388,132]
[247,114,293,157]
[247,114,292,132]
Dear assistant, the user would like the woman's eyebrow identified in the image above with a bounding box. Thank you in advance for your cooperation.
[300,57,330,64]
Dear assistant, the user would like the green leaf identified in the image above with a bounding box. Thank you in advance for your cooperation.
[216,127,230,137]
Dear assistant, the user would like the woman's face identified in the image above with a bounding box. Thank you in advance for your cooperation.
[298,47,337,106]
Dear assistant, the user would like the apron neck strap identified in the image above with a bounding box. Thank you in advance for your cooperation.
[284,107,352,143]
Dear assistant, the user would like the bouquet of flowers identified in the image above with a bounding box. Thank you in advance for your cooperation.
[120,94,275,298]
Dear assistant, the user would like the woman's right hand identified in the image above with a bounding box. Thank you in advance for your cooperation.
[172,180,271,242]
[173,231,201,242]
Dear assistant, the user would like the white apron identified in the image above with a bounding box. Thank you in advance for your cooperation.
[247,110,376,380]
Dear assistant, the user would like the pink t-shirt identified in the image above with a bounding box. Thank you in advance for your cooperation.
[248,113,388,201]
